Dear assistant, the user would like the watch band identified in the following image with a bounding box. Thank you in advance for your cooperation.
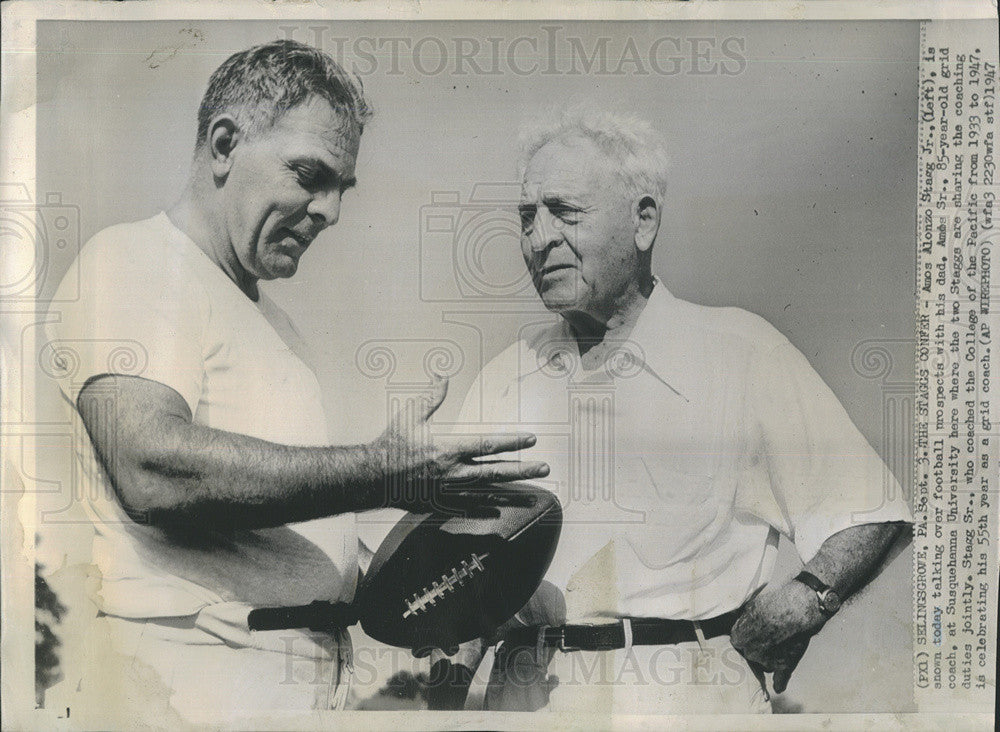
[794,570,830,594]
[794,570,842,615]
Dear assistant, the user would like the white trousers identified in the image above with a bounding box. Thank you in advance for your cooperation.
[484,631,771,714]
[51,602,353,726]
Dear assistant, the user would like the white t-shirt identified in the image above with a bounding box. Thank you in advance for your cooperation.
[457,282,912,622]
[46,212,357,618]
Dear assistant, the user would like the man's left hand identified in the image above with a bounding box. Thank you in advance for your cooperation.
[729,579,827,694]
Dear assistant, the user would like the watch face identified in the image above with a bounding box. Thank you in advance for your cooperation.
[819,589,842,614]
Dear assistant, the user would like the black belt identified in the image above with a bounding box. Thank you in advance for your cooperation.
[246,601,358,633]
[501,609,741,653]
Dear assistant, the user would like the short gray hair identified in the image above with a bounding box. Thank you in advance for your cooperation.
[196,40,373,150]
[518,107,670,203]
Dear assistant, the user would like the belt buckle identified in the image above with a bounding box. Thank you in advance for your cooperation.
[557,626,581,652]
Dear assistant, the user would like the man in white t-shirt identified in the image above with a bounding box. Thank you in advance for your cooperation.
[44,40,548,723]
[439,109,912,714]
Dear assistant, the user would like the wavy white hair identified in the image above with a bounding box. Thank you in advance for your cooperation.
[518,107,671,203]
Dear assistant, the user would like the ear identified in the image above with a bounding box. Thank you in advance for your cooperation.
[633,195,660,253]
[206,114,242,178]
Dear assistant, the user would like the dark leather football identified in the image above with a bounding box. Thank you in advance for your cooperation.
[354,482,562,651]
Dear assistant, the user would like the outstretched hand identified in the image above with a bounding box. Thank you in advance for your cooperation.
[370,374,550,512]
[729,580,827,694]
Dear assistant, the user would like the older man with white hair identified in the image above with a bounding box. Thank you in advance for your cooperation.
[440,108,912,714]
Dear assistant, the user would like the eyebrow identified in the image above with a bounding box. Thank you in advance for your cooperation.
[520,193,586,209]
[294,156,357,190]
[544,194,585,207]
[335,166,358,191]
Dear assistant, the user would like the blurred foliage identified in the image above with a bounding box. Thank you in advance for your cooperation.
[772,694,805,714]
[353,670,430,710]
[35,558,67,704]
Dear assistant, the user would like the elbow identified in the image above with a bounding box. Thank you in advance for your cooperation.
[109,470,178,527]
[857,521,910,564]
[876,520,910,546]
[887,520,913,548]
[109,456,200,527]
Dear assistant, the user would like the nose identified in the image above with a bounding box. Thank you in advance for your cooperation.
[307,188,342,228]
[526,206,562,253]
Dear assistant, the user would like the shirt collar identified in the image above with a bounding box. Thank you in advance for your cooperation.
[618,278,694,402]
[520,278,695,402]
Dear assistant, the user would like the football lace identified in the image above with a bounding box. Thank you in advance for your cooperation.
[402,552,490,619]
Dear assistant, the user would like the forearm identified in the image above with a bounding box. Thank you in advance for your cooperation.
[802,521,907,599]
[731,520,909,691]
[122,415,384,529]
[79,374,545,532]
[747,521,907,639]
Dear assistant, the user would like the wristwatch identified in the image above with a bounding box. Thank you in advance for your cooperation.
[794,571,842,615]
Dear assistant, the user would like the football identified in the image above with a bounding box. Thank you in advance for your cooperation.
[355,482,562,651]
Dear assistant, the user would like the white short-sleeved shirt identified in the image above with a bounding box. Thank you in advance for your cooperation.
[457,282,911,622]
[46,212,357,618]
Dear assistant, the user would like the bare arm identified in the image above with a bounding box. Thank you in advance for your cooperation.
[803,521,909,598]
[730,521,909,693]
[78,374,548,531]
